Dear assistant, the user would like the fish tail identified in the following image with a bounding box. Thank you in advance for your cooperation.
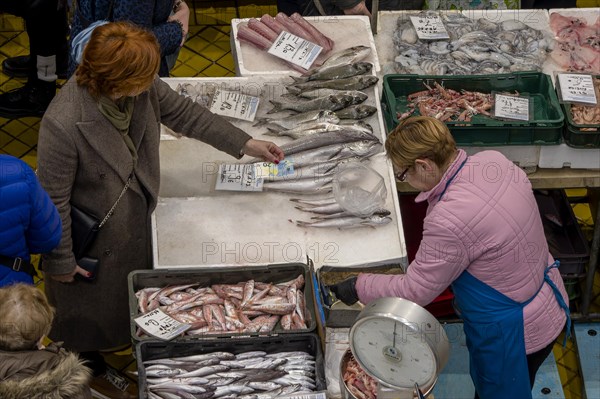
[281,93,299,99]
[286,86,302,95]
[289,75,309,84]
[253,117,269,127]
[264,127,281,136]
[294,220,311,227]
[267,100,283,114]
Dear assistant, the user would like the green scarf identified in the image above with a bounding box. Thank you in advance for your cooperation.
[97,96,137,166]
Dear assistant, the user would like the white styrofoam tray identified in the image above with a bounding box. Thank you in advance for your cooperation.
[231,15,380,77]
[538,143,600,169]
[155,77,405,269]
[375,9,552,76]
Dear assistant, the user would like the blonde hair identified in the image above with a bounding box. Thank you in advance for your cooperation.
[0,284,55,350]
[385,116,457,169]
[76,21,160,98]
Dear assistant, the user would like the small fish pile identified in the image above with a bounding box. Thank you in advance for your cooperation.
[289,196,392,229]
[343,353,378,399]
[396,81,495,122]
[569,76,600,129]
[237,12,334,73]
[392,11,552,75]
[549,12,600,74]
[135,275,309,337]
[142,350,317,399]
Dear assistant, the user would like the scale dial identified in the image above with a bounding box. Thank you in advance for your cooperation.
[350,316,437,389]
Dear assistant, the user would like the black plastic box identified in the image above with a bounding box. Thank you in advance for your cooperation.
[135,333,326,399]
[534,190,590,276]
[128,263,316,342]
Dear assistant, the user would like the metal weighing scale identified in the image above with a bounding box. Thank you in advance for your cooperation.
[346,297,450,399]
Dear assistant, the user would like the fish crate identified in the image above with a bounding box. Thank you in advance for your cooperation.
[560,75,600,149]
[135,333,326,399]
[381,72,564,145]
[316,264,404,328]
[128,263,316,343]
[534,189,591,277]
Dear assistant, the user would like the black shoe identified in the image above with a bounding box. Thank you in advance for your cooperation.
[3,55,68,80]
[0,80,56,119]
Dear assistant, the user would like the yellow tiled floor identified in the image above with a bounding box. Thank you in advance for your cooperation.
[1,2,599,398]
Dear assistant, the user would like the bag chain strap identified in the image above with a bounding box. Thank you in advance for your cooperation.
[98,173,133,228]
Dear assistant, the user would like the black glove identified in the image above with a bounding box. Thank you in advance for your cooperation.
[329,276,359,305]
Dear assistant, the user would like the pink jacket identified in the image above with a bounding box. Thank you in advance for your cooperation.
[356,149,568,354]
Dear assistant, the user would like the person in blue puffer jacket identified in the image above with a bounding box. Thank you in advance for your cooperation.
[0,155,62,287]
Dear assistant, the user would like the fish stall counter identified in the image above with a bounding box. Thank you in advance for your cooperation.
[230,15,380,77]
[155,76,406,269]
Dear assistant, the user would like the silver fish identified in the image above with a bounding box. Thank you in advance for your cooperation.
[289,196,336,207]
[267,93,352,114]
[214,385,254,397]
[289,89,368,105]
[294,213,392,228]
[265,122,345,139]
[336,105,378,119]
[286,140,380,169]
[287,75,379,95]
[260,160,339,182]
[277,129,379,156]
[253,109,339,131]
[308,45,371,75]
[293,62,373,82]
[295,202,344,215]
[263,176,332,195]
[312,208,391,219]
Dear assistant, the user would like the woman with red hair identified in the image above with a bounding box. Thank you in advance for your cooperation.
[36,22,283,399]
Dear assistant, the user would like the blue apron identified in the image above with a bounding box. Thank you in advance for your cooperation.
[452,263,570,399]
[437,156,571,398]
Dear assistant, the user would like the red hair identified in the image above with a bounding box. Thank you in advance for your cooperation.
[76,21,160,98]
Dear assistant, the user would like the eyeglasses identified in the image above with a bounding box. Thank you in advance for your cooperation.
[395,167,410,182]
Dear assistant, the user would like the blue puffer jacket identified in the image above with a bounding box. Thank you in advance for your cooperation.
[0,155,62,286]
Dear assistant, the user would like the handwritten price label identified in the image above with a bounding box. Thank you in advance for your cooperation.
[215,163,263,192]
[558,73,597,105]
[209,89,260,122]
[494,94,530,121]
[268,31,322,70]
[410,15,449,40]
[134,308,190,341]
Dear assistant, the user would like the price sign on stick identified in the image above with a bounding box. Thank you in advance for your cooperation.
[494,94,530,121]
[268,31,322,69]
[558,73,597,105]
[410,15,450,40]
[134,308,190,341]
[209,89,260,122]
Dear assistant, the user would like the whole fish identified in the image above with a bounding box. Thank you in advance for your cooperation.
[294,213,392,229]
[253,109,339,131]
[307,45,371,75]
[214,384,254,397]
[292,62,373,82]
[263,176,333,195]
[287,89,368,105]
[312,208,391,219]
[286,140,381,168]
[295,202,344,214]
[265,122,346,139]
[287,75,379,95]
[267,93,352,114]
[336,104,378,120]
[290,196,336,207]
[339,120,373,132]
[277,129,379,156]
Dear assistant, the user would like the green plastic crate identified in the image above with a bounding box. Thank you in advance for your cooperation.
[560,75,600,149]
[382,72,564,146]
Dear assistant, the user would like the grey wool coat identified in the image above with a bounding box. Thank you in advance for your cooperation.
[37,77,252,352]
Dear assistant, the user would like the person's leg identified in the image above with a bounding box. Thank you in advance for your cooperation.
[527,339,555,387]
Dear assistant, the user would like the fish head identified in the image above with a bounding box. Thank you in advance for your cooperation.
[348,140,382,156]
[360,75,379,86]
[356,62,374,73]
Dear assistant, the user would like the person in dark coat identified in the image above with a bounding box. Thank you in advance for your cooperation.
[0,283,92,399]
[69,0,190,77]
[0,155,62,287]
[37,21,284,399]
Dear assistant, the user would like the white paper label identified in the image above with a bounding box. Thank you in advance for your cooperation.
[494,94,530,121]
[558,73,597,105]
[267,31,322,69]
[410,15,450,40]
[134,309,190,341]
[209,89,260,122]
[215,163,263,191]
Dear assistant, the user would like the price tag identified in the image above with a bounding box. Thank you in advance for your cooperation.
[215,163,263,191]
[557,73,597,105]
[268,31,322,70]
[410,15,450,40]
[209,89,260,122]
[254,160,294,180]
[494,94,530,121]
[134,308,190,341]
